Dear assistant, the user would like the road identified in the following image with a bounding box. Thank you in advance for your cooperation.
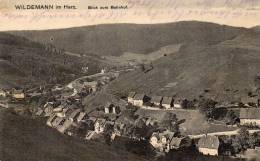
[188,129,260,139]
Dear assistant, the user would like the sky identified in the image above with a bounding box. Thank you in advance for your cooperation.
[0,0,260,31]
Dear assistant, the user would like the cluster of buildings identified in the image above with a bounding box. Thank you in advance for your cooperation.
[0,88,25,101]
[2,81,260,158]
[149,130,191,152]
[127,92,183,109]
[241,97,260,107]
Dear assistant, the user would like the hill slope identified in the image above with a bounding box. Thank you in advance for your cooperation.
[9,21,246,56]
[0,109,147,161]
[0,33,105,88]
[107,30,260,102]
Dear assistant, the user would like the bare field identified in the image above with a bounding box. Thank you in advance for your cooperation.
[136,109,237,135]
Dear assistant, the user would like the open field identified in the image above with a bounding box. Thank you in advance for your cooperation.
[136,109,237,135]
[104,44,182,65]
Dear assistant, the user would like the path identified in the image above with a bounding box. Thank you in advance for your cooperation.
[188,129,260,139]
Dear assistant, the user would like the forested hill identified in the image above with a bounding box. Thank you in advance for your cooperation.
[10,21,246,56]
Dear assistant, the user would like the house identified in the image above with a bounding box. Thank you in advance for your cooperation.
[58,108,74,118]
[149,130,190,152]
[85,130,96,140]
[94,118,107,134]
[53,104,65,113]
[133,94,150,107]
[52,117,66,128]
[197,135,220,156]
[145,117,157,126]
[77,112,88,123]
[104,103,121,114]
[44,103,54,116]
[173,98,183,108]
[151,96,163,107]
[83,81,98,92]
[127,92,136,104]
[57,119,73,133]
[0,89,6,97]
[240,108,260,126]
[150,131,174,152]
[104,103,114,114]
[46,114,58,127]
[113,122,126,137]
[12,89,25,99]
[69,109,81,122]
[169,137,191,150]
[161,97,174,109]
[241,97,260,107]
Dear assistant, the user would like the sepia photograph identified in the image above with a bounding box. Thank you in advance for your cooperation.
[0,0,260,161]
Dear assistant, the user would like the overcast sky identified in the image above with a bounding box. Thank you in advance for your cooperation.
[0,0,260,31]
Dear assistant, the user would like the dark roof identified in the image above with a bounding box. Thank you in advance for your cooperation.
[77,112,88,121]
[151,96,163,103]
[162,97,173,104]
[133,93,145,100]
[69,109,81,119]
[128,92,136,98]
[170,137,186,147]
[105,102,114,108]
[240,108,260,119]
[198,135,220,149]
[13,89,24,94]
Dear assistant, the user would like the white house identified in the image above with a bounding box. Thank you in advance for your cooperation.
[94,118,107,134]
[161,97,174,109]
[133,94,150,107]
[46,114,58,127]
[52,117,66,128]
[149,130,191,152]
[127,92,136,104]
[57,119,73,133]
[44,103,54,117]
[240,108,260,127]
[77,112,88,123]
[12,89,25,99]
[197,135,220,156]
[151,96,163,107]
[173,98,183,108]
[83,81,98,92]
[104,103,114,114]
[0,89,6,97]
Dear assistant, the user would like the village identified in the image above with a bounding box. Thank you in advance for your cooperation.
[0,68,260,160]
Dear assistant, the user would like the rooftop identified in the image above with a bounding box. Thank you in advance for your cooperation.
[128,92,136,98]
[240,108,260,119]
[162,97,173,104]
[133,93,145,100]
[151,96,163,103]
[197,135,220,149]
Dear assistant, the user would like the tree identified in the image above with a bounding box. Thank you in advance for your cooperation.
[232,127,249,153]
[198,99,217,119]
[104,123,114,145]
[225,110,239,125]
[159,113,181,135]
[181,99,194,109]
[132,118,157,140]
